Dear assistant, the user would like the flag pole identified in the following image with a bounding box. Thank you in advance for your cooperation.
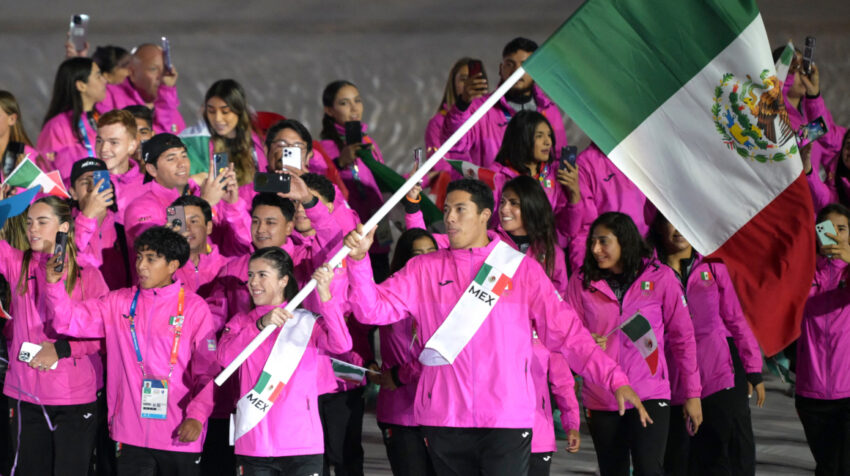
[214,67,528,386]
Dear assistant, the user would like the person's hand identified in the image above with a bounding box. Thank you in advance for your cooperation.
[64,32,88,58]
[177,418,202,442]
[366,362,381,385]
[821,236,850,263]
[800,62,820,97]
[0,183,10,201]
[590,332,607,351]
[280,164,305,177]
[312,263,334,303]
[343,224,376,261]
[200,160,233,206]
[338,144,364,168]
[380,369,399,390]
[407,183,422,202]
[29,341,58,371]
[566,429,581,453]
[683,397,703,434]
[45,252,66,284]
[801,143,813,175]
[461,73,489,103]
[556,163,581,204]
[614,385,653,427]
[80,181,114,220]
[276,169,313,203]
[748,382,766,408]
[162,65,179,88]
[259,308,293,330]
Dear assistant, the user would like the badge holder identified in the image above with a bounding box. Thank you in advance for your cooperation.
[141,377,169,420]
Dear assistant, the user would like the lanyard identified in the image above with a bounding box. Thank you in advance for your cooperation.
[126,287,185,379]
[77,114,97,157]
[533,162,552,188]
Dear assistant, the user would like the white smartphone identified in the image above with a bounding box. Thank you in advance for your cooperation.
[816,220,838,246]
[18,342,58,370]
[68,14,90,53]
[281,146,302,170]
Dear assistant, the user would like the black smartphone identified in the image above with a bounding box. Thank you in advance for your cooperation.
[7,142,24,155]
[254,172,291,194]
[53,231,69,273]
[161,36,173,74]
[468,59,483,78]
[166,205,187,235]
[211,152,229,179]
[802,36,815,76]
[344,121,362,146]
[560,146,578,169]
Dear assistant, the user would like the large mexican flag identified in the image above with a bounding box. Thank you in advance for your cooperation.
[524,0,814,355]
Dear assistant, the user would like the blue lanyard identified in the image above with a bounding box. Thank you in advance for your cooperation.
[125,287,185,378]
[78,115,96,157]
[127,289,143,368]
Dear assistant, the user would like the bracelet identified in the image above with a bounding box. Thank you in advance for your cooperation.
[406,194,422,204]
[256,317,265,332]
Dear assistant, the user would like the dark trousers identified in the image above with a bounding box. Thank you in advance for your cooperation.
[235,454,322,476]
[201,417,236,476]
[528,451,553,476]
[377,422,435,476]
[92,388,117,476]
[420,426,531,476]
[8,398,97,476]
[318,387,365,476]
[115,443,201,476]
[686,388,755,476]
[796,395,850,476]
[585,399,671,476]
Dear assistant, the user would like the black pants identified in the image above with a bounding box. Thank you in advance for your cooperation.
[202,417,236,476]
[795,395,850,476]
[378,422,435,476]
[8,398,97,476]
[420,426,531,476]
[318,387,365,476]
[585,399,671,476]
[235,454,322,476]
[663,404,689,476]
[115,443,201,476]
[686,388,755,476]
[92,388,117,476]
[528,452,553,476]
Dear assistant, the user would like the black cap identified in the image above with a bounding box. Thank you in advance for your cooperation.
[70,157,107,185]
[142,133,185,165]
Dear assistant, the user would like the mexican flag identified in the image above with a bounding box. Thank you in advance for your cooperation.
[2,158,69,198]
[620,312,659,375]
[0,298,11,320]
[251,371,285,403]
[774,41,795,84]
[447,159,497,189]
[523,0,814,356]
[330,358,369,382]
[179,121,212,175]
[474,263,512,296]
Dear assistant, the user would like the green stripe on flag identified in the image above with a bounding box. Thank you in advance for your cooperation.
[356,148,443,224]
[474,263,493,285]
[253,371,271,393]
[523,0,759,154]
[4,159,41,188]
[621,313,652,342]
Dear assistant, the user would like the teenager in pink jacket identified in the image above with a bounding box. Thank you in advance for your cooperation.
[795,203,850,475]
[567,212,701,476]
[0,90,40,182]
[38,57,107,185]
[652,215,764,476]
[95,109,145,221]
[804,130,850,212]
[442,38,567,170]
[44,226,219,475]
[169,195,230,299]
[344,179,648,476]
[0,195,108,475]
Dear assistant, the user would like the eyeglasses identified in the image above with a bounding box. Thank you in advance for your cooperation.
[271,140,307,150]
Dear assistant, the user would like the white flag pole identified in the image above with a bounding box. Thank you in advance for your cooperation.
[215,67,527,386]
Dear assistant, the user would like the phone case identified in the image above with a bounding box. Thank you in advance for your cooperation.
[253,173,291,194]
[344,121,362,145]
[166,206,187,234]
[280,147,302,170]
[816,220,837,246]
[19,342,58,370]
[92,170,110,193]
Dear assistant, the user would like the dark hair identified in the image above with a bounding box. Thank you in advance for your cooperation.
[502,37,538,58]
[833,130,850,207]
[391,228,438,274]
[251,193,295,222]
[17,196,80,296]
[43,57,95,142]
[301,173,335,203]
[204,79,256,186]
[134,226,190,268]
[581,212,651,287]
[501,176,556,277]
[171,195,212,224]
[264,119,314,155]
[320,80,357,151]
[494,110,555,175]
[816,203,850,226]
[123,105,153,127]
[446,179,495,214]
[250,247,298,303]
[91,45,129,75]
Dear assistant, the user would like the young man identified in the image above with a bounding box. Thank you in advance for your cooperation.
[343,179,649,475]
[442,37,568,169]
[169,195,228,299]
[95,109,145,214]
[44,226,219,476]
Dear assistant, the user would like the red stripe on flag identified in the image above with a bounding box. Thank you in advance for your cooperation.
[492,275,512,296]
[709,173,815,356]
[477,168,497,190]
[646,348,659,375]
[268,382,284,403]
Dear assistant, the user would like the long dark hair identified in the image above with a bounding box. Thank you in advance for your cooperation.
[320,80,357,151]
[250,247,298,304]
[581,212,651,288]
[501,175,556,278]
[390,228,438,274]
[43,57,94,143]
[494,110,555,176]
[833,129,850,207]
[204,79,256,186]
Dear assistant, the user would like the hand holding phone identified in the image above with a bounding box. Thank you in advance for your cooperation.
[92,170,110,193]
[413,147,424,170]
[166,206,187,235]
[797,116,828,148]
[53,231,69,273]
[560,146,578,170]
[211,153,229,180]
[463,59,489,102]
[816,220,838,246]
[344,121,363,146]
[254,173,291,194]
[280,147,302,170]
[161,36,173,74]
[19,342,58,370]
[802,36,816,76]
[68,14,90,54]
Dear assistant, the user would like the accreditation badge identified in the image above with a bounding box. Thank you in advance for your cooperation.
[140,378,168,420]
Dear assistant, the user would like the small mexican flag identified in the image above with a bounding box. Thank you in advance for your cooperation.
[2,158,69,198]
[640,281,654,291]
[474,263,512,296]
[330,358,369,382]
[0,299,11,320]
[701,271,713,281]
[252,371,285,403]
[620,312,659,375]
[447,159,497,190]
[774,41,795,84]
[178,122,212,175]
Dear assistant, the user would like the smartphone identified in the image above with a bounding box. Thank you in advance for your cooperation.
[560,145,578,169]
[344,121,362,146]
[7,142,24,155]
[797,116,828,148]
[413,147,424,169]
[18,342,58,370]
[53,231,69,273]
[802,36,815,76]
[280,147,302,170]
[68,14,89,53]
[254,172,291,194]
[211,152,229,179]
[467,59,483,78]
[161,36,173,74]
[816,219,838,246]
[166,205,187,235]
[92,169,110,193]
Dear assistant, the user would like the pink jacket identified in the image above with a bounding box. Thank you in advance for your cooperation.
[0,241,108,406]
[111,161,147,223]
[442,84,567,170]
[797,256,850,400]
[75,210,132,290]
[783,88,846,174]
[174,243,229,299]
[531,335,580,453]
[98,78,185,134]
[375,317,423,427]
[217,297,351,457]
[567,260,700,410]
[44,280,218,452]
[667,257,761,404]
[346,232,629,428]
[425,105,467,171]
[37,110,97,187]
